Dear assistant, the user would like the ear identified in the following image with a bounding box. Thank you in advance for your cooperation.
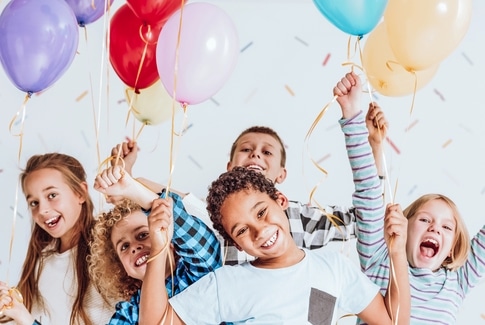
[79,181,88,204]
[274,167,287,184]
[276,191,289,209]
[226,160,233,172]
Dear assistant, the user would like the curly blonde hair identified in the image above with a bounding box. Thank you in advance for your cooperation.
[88,199,143,302]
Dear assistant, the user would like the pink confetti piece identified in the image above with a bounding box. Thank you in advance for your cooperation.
[385,136,400,154]
[317,153,331,164]
[322,53,331,66]
[405,119,418,132]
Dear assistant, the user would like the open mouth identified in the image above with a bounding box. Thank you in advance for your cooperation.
[420,238,439,258]
[261,231,278,248]
[45,216,61,228]
[135,253,149,266]
[245,164,264,172]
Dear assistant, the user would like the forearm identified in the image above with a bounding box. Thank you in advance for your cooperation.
[384,250,410,325]
[139,252,171,325]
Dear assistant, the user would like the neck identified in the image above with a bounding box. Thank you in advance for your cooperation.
[251,247,305,269]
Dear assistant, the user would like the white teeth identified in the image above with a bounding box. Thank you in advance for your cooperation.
[135,254,149,266]
[246,164,263,171]
[45,216,60,227]
[262,232,277,247]
[423,238,439,247]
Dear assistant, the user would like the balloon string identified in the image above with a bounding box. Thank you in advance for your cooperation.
[387,236,401,325]
[134,24,151,93]
[83,25,103,173]
[8,93,31,161]
[164,0,187,197]
[303,95,348,237]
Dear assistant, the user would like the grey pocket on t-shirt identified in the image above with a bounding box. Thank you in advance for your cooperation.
[308,287,336,325]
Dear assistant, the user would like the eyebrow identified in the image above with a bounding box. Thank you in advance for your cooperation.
[229,200,265,235]
[25,185,57,201]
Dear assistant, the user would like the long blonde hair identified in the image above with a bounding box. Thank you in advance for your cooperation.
[18,153,96,325]
[403,193,470,270]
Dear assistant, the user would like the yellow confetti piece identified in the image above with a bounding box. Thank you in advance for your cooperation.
[76,90,88,102]
[285,84,295,96]
[442,139,452,148]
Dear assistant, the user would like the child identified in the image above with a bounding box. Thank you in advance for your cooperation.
[88,192,222,324]
[139,166,409,324]
[334,71,485,324]
[0,153,114,325]
[361,193,485,324]
[109,103,388,265]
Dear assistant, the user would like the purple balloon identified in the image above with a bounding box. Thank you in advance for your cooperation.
[65,0,115,27]
[0,0,79,94]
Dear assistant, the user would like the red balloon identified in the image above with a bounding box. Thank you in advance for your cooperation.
[126,0,187,25]
[109,4,162,91]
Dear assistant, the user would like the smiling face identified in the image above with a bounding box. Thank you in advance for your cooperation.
[23,168,86,251]
[406,198,456,271]
[220,188,295,267]
[111,210,151,281]
[227,132,287,184]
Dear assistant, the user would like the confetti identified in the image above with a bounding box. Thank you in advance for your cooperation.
[405,119,418,132]
[240,41,253,53]
[210,97,220,106]
[433,88,445,101]
[385,136,400,154]
[317,153,331,164]
[188,155,202,169]
[284,85,295,96]
[244,88,258,104]
[322,53,331,66]
[442,139,452,148]
[75,90,88,102]
[294,36,308,46]
[462,52,473,65]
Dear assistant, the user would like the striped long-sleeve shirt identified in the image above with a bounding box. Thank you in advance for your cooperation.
[345,111,485,325]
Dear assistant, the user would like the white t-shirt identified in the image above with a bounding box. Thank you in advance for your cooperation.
[169,248,379,325]
[29,248,113,325]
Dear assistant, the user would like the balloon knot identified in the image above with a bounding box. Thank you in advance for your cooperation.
[27,91,33,98]
[79,22,85,28]
[135,89,140,94]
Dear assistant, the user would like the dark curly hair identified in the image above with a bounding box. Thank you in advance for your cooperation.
[206,166,279,244]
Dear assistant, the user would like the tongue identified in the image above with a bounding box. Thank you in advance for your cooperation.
[420,246,435,257]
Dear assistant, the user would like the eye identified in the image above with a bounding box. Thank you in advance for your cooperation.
[48,193,58,199]
[443,225,454,231]
[28,200,39,208]
[419,217,430,223]
[263,150,272,156]
[137,231,149,241]
[257,208,267,219]
[240,148,251,153]
[120,242,129,252]
[236,227,248,237]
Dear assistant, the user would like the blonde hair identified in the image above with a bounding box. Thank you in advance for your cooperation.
[403,193,470,270]
[18,153,96,325]
[89,199,142,302]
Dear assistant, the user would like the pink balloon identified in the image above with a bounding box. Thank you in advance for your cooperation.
[156,2,239,105]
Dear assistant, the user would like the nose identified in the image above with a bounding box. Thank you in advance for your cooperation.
[38,200,50,215]
[428,223,440,235]
[131,244,143,254]
[250,151,260,159]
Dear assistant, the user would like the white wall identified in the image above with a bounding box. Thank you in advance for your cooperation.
[0,0,484,323]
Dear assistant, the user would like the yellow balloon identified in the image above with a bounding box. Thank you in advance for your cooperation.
[363,22,439,97]
[125,79,176,125]
[384,0,472,70]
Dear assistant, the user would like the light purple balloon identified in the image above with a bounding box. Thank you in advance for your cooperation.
[0,0,79,94]
[156,2,239,105]
[65,0,114,27]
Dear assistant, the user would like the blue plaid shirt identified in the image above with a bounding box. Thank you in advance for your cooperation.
[107,191,222,325]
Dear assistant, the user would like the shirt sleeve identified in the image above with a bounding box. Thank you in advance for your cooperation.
[339,111,386,271]
[167,191,223,294]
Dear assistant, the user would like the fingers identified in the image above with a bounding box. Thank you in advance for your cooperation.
[384,203,407,238]
[333,72,360,96]
[94,165,126,194]
[367,102,389,130]
[149,198,173,231]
